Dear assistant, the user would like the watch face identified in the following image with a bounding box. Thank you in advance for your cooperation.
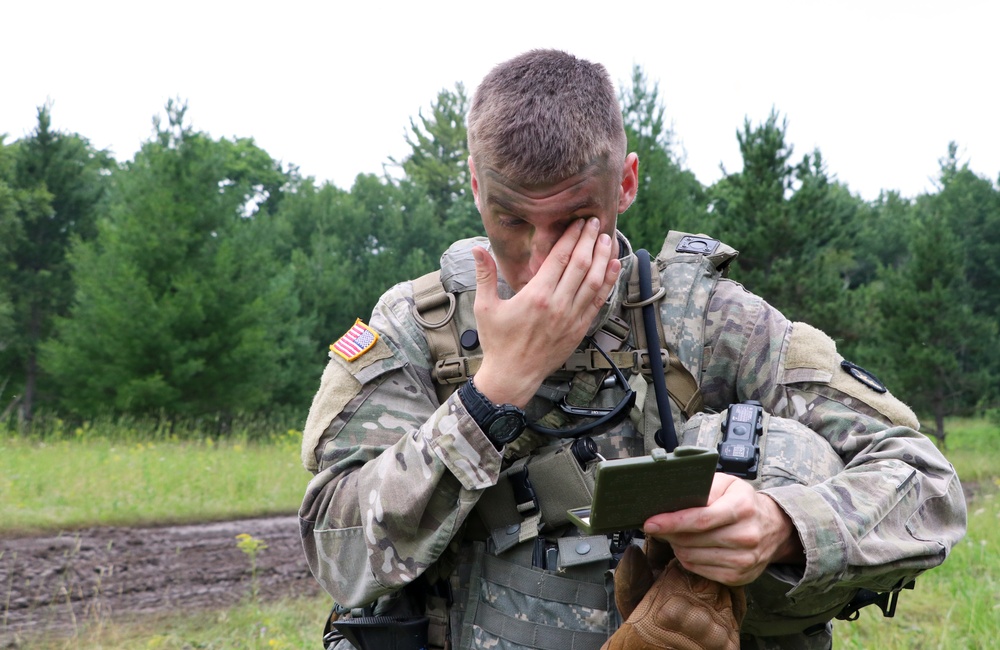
[489,413,525,444]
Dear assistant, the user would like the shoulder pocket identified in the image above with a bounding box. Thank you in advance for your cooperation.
[301,337,404,472]
[780,322,836,385]
[780,322,918,429]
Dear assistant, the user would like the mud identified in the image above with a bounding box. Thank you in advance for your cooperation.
[0,515,324,646]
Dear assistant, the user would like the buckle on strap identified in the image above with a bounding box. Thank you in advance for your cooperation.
[433,357,469,384]
[508,466,539,516]
[561,348,668,375]
[591,314,630,351]
[637,349,669,375]
[563,349,612,373]
[433,356,482,384]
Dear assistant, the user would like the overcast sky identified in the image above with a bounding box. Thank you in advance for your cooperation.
[3,1,998,201]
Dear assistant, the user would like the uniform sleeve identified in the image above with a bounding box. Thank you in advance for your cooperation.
[701,279,967,600]
[298,282,501,608]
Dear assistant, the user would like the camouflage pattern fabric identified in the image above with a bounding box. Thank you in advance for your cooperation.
[299,232,967,650]
[678,411,853,646]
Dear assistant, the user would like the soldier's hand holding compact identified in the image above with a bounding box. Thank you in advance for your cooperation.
[643,472,804,586]
[471,217,620,407]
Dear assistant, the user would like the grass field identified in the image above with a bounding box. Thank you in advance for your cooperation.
[0,426,306,534]
[17,596,335,650]
[2,415,998,649]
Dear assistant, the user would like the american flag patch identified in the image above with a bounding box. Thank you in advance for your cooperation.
[330,319,380,362]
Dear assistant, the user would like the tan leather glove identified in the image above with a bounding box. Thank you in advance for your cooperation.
[603,539,747,650]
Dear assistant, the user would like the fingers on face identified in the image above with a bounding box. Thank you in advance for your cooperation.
[472,246,495,279]
[520,217,618,329]
[531,217,586,286]
[578,232,616,306]
[560,219,614,313]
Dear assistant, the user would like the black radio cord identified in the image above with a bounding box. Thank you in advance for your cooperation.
[636,249,678,451]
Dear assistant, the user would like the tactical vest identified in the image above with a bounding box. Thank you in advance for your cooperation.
[402,232,747,649]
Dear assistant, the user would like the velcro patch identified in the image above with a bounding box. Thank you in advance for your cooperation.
[331,319,379,362]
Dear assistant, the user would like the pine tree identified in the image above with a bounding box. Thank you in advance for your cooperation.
[707,111,865,342]
[859,208,998,442]
[42,102,311,419]
[394,84,480,241]
[0,106,113,421]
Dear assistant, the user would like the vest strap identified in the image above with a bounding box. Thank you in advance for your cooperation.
[411,270,464,403]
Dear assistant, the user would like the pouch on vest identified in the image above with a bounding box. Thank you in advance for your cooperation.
[454,540,615,650]
[474,440,596,551]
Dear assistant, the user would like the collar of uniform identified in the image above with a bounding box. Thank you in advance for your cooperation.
[586,231,634,338]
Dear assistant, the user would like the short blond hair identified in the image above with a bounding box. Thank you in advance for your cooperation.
[468,49,626,186]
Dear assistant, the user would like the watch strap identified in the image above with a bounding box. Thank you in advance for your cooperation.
[458,379,526,449]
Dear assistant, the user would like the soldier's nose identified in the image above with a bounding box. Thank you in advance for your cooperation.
[528,240,555,276]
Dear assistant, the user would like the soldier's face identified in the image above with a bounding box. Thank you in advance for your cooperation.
[470,154,638,292]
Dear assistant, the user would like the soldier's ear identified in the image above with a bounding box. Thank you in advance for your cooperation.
[469,157,482,213]
[617,153,639,213]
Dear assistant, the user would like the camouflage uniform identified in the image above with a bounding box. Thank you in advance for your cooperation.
[299,232,967,650]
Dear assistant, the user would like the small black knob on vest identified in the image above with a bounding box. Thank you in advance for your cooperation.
[460,329,480,351]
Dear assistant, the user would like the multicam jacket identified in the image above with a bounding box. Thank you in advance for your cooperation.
[299,232,966,650]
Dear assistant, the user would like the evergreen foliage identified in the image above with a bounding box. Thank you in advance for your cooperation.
[0,106,113,421]
[41,102,312,417]
[395,83,480,240]
[0,141,20,379]
[617,66,705,251]
[932,143,1000,321]
[705,111,866,344]
[857,209,999,443]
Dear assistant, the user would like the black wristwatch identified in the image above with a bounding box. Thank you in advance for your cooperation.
[458,378,527,449]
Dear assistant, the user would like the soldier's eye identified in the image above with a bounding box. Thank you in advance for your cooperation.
[498,216,526,229]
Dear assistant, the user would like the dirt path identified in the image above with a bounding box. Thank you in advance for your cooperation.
[0,515,324,647]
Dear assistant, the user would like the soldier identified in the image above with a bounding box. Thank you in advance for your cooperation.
[299,49,966,650]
